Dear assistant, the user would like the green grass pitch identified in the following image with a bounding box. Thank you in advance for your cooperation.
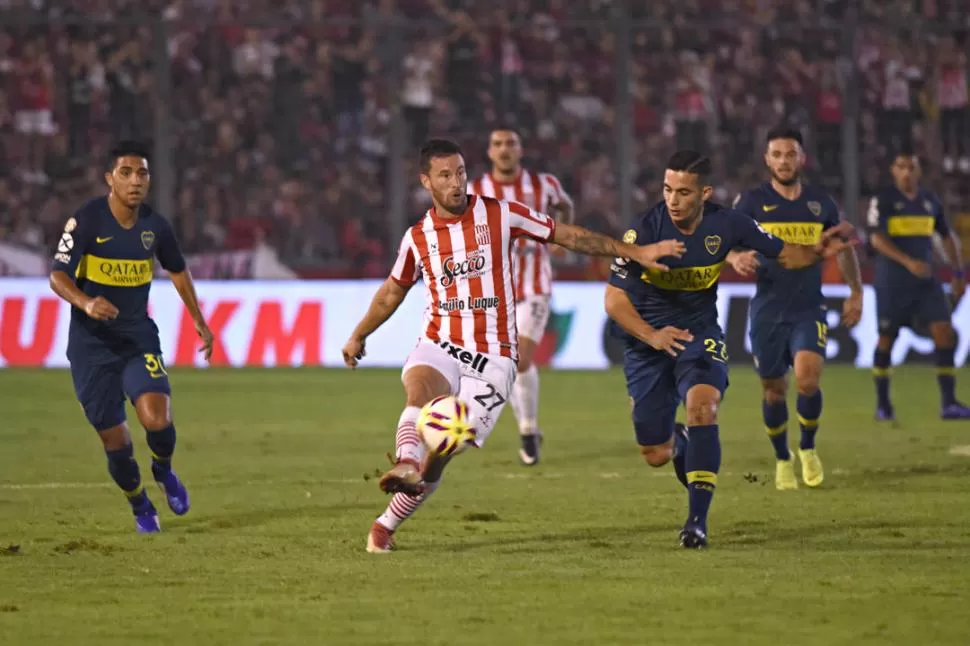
[1,366,969,645]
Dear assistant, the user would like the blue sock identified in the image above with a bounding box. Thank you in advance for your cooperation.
[936,347,957,407]
[106,444,147,508]
[762,399,790,460]
[672,426,688,489]
[873,349,892,409]
[146,424,176,480]
[797,390,823,450]
[685,424,721,533]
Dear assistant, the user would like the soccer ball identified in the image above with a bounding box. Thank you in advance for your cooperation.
[418,395,477,457]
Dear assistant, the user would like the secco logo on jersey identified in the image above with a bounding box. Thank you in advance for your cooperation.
[439,249,488,289]
[641,263,724,292]
[77,255,154,287]
[438,340,490,373]
[760,222,824,245]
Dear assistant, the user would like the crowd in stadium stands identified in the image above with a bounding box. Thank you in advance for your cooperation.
[0,0,967,274]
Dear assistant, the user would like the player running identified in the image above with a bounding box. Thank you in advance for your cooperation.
[727,128,864,490]
[468,126,573,465]
[49,141,214,533]
[605,150,854,549]
[867,149,970,420]
[344,138,683,553]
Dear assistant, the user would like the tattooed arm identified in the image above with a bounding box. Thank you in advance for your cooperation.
[552,222,685,269]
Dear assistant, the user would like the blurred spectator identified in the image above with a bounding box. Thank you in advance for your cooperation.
[0,0,968,277]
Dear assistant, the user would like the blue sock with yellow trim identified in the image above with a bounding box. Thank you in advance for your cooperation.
[797,390,822,450]
[106,444,147,508]
[873,349,892,410]
[685,424,721,532]
[936,347,957,407]
[762,399,790,460]
[146,424,177,479]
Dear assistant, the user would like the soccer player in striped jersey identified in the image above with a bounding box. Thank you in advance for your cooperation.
[344,138,684,553]
[468,127,574,465]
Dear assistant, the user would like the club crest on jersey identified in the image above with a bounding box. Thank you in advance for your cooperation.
[440,249,487,288]
[474,224,491,246]
[623,229,637,244]
[807,201,822,217]
[704,235,722,255]
[141,230,155,250]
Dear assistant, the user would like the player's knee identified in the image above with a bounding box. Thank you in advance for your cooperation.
[640,444,672,467]
[761,378,787,404]
[516,340,536,373]
[98,425,131,451]
[794,374,820,397]
[134,393,172,431]
[931,323,956,348]
[404,367,452,407]
[685,392,720,427]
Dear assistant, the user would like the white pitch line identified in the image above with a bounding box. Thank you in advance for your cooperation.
[949,445,970,457]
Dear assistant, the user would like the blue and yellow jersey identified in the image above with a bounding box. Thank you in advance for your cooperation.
[866,186,949,286]
[51,196,186,363]
[733,182,840,322]
[609,201,784,342]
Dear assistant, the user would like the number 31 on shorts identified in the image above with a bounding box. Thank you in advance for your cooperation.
[144,353,168,379]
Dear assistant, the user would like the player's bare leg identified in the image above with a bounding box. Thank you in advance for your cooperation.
[873,334,897,421]
[511,336,542,465]
[369,365,451,553]
[761,376,796,490]
[681,385,722,549]
[98,423,159,533]
[929,321,970,419]
[134,393,189,516]
[793,351,825,487]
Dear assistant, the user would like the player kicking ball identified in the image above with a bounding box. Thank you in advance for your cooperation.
[342,138,683,553]
[49,141,214,533]
[605,151,854,548]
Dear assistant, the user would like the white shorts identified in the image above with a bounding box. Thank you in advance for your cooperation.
[515,295,551,343]
[402,338,516,448]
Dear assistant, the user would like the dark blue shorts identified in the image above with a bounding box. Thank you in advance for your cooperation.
[70,353,172,432]
[749,311,827,379]
[623,327,730,447]
[876,282,951,336]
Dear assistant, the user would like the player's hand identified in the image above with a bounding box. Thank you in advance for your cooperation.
[842,290,863,328]
[951,275,966,303]
[815,221,857,259]
[904,258,932,279]
[630,239,686,271]
[342,336,366,369]
[196,322,214,361]
[82,296,119,321]
[645,326,694,358]
[727,250,760,277]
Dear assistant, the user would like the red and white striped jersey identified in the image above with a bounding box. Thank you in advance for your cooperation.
[390,195,556,361]
[469,169,571,301]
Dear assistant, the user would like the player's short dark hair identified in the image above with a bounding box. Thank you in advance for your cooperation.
[892,145,917,162]
[766,126,804,146]
[107,140,151,171]
[489,125,522,140]
[419,138,464,174]
[666,150,712,182]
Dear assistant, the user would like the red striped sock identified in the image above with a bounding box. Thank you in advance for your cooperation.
[377,480,442,531]
[395,406,424,464]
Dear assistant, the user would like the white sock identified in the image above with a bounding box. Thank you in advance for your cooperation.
[395,406,424,464]
[376,479,442,531]
[511,365,540,435]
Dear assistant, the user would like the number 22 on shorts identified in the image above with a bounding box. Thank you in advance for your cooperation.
[704,338,728,363]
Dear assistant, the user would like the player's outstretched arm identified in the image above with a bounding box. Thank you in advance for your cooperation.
[725,249,760,277]
[169,270,214,361]
[343,278,410,369]
[777,222,857,270]
[553,222,685,270]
